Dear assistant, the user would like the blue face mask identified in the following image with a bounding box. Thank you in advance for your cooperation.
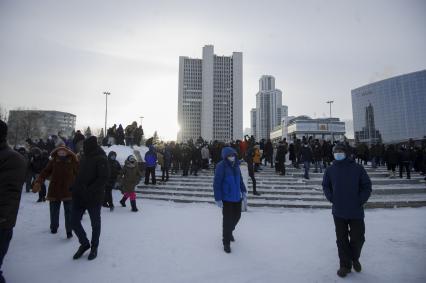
[334,153,346,161]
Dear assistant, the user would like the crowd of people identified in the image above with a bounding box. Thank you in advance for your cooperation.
[1,116,426,281]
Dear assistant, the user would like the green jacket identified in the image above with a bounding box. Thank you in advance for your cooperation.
[118,162,142,193]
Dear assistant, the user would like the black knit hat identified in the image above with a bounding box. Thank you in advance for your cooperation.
[0,120,7,142]
[83,136,98,155]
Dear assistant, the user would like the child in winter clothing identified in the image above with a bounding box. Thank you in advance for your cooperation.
[117,155,142,212]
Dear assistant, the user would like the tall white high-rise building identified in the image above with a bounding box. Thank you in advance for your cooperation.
[250,108,257,139]
[178,45,243,142]
[252,75,288,140]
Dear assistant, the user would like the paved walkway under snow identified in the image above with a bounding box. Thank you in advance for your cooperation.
[4,191,426,283]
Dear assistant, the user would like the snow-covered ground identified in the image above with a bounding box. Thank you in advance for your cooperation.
[3,191,426,283]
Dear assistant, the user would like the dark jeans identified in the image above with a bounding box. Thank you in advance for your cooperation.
[25,170,33,192]
[190,161,199,175]
[314,160,323,173]
[161,166,169,181]
[303,161,311,179]
[399,162,411,179]
[278,161,286,175]
[387,163,397,172]
[104,185,114,207]
[0,228,13,283]
[50,200,72,233]
[145,167,156,184]
[182,161,190,176]
[222,201,242,245]
[333,216,365,268]
[72,203,101,248]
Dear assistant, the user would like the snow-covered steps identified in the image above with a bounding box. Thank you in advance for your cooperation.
[137,193,426,209]
[139,165,426,208]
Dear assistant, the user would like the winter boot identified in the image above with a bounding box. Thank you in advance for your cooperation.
[67,231,73,239]
[120,197,127,207]
[51,228,58,234]
[73,244,90,260]
[337,267,351,278]
[223,243,231,254]
[88,246,98,260]
[353,260,362,272]
[130,200,138,212]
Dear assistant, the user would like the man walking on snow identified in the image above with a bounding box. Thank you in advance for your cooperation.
[322,143,372,278]
[213,147,247,254]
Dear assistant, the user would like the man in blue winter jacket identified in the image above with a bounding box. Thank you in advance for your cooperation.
[213,147,247,254]
[322,143,372,278]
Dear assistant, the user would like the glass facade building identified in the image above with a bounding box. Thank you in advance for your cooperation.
[351,70,426,144]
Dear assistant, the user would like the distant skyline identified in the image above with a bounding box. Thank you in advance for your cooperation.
[1,0,425,140]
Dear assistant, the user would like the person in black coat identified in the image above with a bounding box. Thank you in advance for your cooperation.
[264,139,274,167]
[322,143,372,278]
[244,143,261,196]
[312,140,323,173]
[29,147,49,202]
[71,136,109,261]
[300,142,313,179]
[276,140,288,176]
[385,145,399,178]
[103,151,121,211]
[0,120,27,283]
[398,145,411,179]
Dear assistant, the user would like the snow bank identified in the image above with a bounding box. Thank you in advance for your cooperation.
[3,192,426,283]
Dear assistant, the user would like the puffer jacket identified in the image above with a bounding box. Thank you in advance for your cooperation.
[117,161,142,193]
[213,147,247,202]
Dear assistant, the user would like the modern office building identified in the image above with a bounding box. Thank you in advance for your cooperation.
[352,70,426,144]
[177,45,243,142]
[7,110,76,145]
[251,75,288,141]
[250,108,257,139]
[270,116,346,142]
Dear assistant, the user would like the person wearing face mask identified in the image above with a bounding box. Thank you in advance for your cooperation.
[213,147,247,254]
[322,143,372,278]
[33,146,79,239]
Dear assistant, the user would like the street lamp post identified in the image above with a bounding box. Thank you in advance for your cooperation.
[103,91,111,136]
[326,100,334,142]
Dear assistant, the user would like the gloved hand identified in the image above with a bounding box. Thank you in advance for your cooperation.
[32,182,41,193]
[215,200,223,208]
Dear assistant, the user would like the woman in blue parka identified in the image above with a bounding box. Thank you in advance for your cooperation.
[213,146,247,254]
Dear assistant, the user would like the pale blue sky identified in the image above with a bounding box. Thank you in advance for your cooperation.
[1,0,425,140]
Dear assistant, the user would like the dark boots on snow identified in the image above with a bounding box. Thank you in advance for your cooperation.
[337,267,351,278]
[67,232,73,239]
[223,243,231,254]
[353,260,362,272]
[120,197,127,207]
[88,246,98,260]
[130,200,138,212]
[73,244,90,260]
